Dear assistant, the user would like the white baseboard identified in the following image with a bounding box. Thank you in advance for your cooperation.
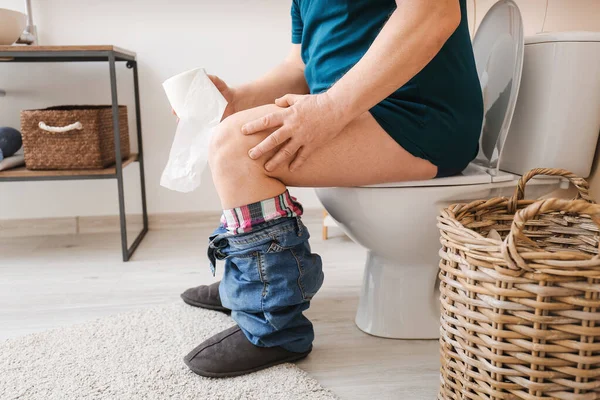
[0,209,325,238]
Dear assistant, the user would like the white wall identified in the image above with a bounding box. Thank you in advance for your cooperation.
[468,0,600,35]
[2,0,600,220]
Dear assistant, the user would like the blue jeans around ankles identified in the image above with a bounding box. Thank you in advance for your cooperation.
[207,217,324,353]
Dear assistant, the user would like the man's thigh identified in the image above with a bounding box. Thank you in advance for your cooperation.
[221,104,437,187]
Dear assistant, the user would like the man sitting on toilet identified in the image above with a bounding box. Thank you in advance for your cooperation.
[179,0,483,377]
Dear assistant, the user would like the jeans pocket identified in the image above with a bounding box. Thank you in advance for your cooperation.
[290,244,324,301]
[264,236,323,302]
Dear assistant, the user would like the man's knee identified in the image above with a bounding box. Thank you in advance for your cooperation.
[208,109,274,174]
[209,115,250,171]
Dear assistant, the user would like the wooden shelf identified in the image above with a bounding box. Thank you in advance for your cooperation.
[0,153,138,181]
[0,47,147,261]
[0,45,136,57]
[0,45,136,62]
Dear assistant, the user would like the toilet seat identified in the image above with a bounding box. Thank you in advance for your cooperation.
[364,164,519,188]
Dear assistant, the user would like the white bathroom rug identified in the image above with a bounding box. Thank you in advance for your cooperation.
[0,304,338,400]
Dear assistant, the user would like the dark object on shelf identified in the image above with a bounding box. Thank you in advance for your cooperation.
[21,105,130,170]
[0,127,23,158]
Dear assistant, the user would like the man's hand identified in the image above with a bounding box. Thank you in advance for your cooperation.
[171,74,236,121]
[241,93,350,172]
[207,75,236,120]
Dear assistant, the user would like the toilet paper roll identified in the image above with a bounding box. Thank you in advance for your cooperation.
[161,68,228,193]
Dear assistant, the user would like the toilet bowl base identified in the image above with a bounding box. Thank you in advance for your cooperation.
[355,252,440,339]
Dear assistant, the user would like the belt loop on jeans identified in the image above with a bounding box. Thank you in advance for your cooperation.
[207,235,229,276]
[295,216,304,237]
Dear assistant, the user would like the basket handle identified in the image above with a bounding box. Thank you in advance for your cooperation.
[502,198,600,273]
[507,168,593,213]
[38,121,83,133]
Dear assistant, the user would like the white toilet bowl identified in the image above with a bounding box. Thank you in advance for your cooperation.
[315,2,600,339]
[316,169,563,338]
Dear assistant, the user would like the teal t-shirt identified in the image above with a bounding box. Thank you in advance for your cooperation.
[291,0,483,170]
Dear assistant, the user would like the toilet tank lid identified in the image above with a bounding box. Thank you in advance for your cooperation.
[526,31,600,45]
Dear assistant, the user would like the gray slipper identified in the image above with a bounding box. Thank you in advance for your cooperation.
[180,281,230,313]
[184,326,312,378]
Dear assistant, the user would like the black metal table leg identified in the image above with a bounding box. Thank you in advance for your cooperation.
[108,54,129,261]
[131,61,149,232]
[124,60,149,261]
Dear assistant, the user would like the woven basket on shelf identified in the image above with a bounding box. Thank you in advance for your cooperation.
[437,168,600,400]
[20,105,130,170]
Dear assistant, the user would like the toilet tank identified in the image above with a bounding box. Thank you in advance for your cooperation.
[500,32,600,178]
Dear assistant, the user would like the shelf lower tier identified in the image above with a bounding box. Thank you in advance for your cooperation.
[0,153,138,182]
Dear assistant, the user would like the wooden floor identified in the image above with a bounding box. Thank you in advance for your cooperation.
[0,220,439,399]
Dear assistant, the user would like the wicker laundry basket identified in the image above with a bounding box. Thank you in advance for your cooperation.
[437,168,600,400]
[21,105,130,170]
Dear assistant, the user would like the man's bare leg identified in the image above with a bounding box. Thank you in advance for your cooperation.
[209,104,437,208]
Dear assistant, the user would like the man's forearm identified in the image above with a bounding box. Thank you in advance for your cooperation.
[326,0,461,122]
[232,47,309,112]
